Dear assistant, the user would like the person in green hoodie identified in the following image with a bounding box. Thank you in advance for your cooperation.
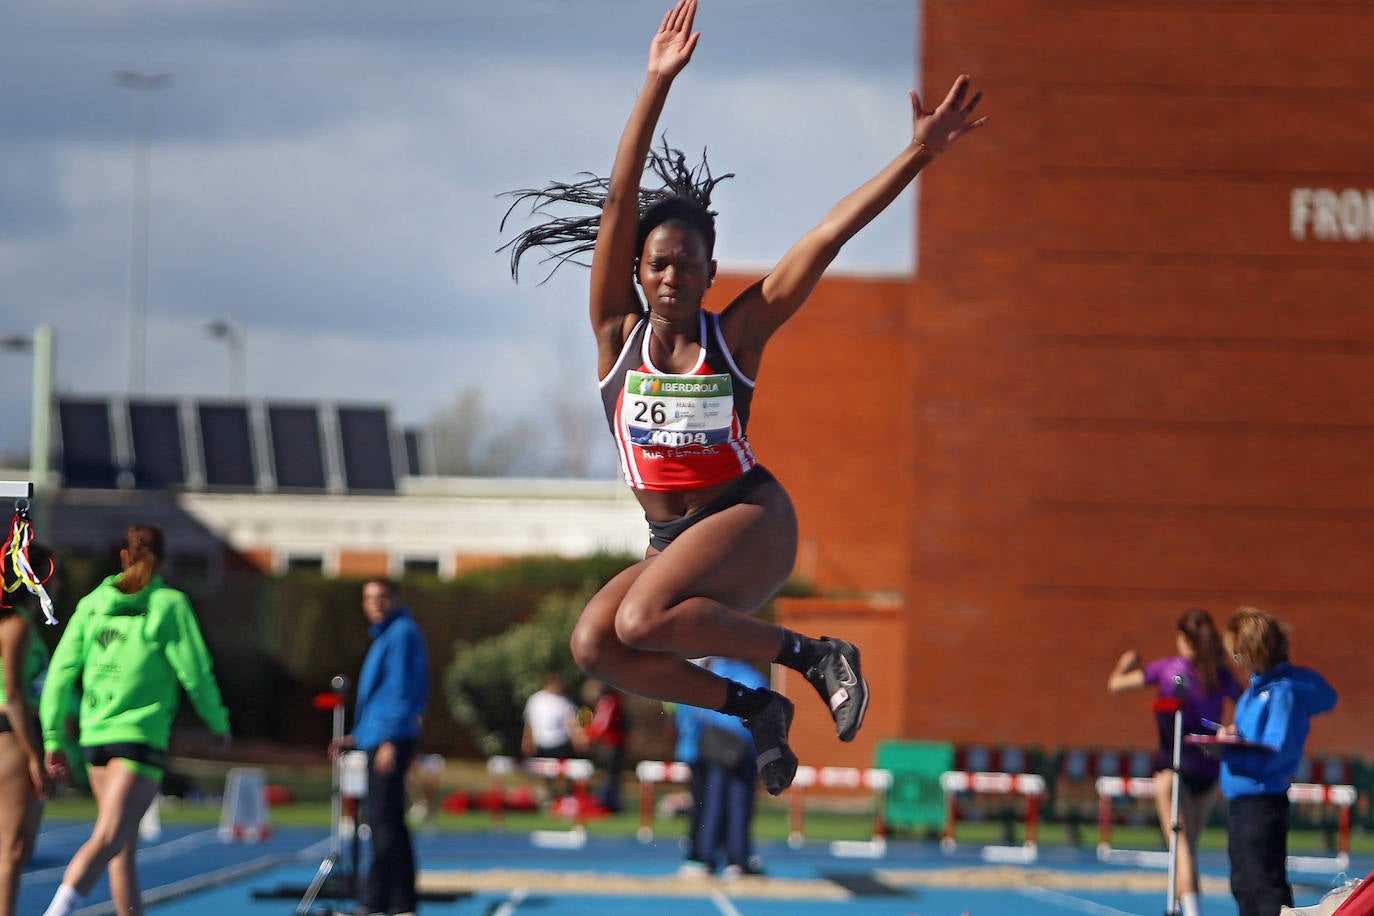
[0,542,54,916]
[38,524,231,916]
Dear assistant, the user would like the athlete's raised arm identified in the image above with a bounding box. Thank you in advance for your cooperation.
[723,74,988,368]
[590,0,700,376]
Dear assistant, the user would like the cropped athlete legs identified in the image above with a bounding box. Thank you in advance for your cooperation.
[569,476,798,709]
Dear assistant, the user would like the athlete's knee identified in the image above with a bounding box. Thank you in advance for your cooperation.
[88,821,136,859]
[9,832,36,868]
[613,598,671,650]
[569,615,619,677]
[0,836,25,869]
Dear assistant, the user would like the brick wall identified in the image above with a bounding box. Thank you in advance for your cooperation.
[735,1,1374,760]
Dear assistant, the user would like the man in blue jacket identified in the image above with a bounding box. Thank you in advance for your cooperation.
[1218,607,1337,916]
[330,578,430,916]
[694,657,768,879]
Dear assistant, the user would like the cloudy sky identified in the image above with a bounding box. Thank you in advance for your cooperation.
[1,0,920,476]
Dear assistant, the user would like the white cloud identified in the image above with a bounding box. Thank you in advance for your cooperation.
[0,0,919,465]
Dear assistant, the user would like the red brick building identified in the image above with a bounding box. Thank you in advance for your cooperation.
[720,2,1374,771]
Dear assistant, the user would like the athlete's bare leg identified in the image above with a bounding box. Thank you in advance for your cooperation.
[1178,783,1214,899]
[106,830,141,916]
[0,733,43,916]
[1154,769,1207,901]
[63,762,159,906]
[570,476,798,709]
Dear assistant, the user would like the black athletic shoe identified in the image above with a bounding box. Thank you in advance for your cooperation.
[805,637,869,742]
[743,691,798,796]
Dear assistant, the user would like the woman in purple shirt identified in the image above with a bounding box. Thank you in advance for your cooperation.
[1108,608,1241,916]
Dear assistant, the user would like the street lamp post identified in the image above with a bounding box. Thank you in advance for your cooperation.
[204,318,246,397]
[113,70,172,397]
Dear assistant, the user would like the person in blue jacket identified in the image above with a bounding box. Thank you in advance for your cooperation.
[1216,607,1337,916]
[670,691,709,875]
[330,578,430,916]
[694,657,767,878]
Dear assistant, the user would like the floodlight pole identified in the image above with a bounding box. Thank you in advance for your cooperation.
[29,325,53,497]
[113,70,171,397]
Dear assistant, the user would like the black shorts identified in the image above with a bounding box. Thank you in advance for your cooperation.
[647,465,777,552]
[0,710,37,736]
[83,742,167,771]
[1153,747,1220,795]
[534,741,576,760]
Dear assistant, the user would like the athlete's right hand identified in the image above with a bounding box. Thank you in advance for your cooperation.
[1114,649,1141,673]
[44,749,70,784]
[647,0,700,81]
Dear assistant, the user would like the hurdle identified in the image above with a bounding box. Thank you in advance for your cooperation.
[634,759,692,842]
[1096,776,1357,872]
[521,756,595,849]
[219,767,272,842]
[939,770,1046,863]
[1285,782,1357,872]
[485,755,515,830]
[1095,775,1164,864]
[786,766,893,858]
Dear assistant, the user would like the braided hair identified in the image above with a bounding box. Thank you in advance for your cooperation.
[499,138,733,283]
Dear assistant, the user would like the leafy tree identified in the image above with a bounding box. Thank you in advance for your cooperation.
[426,384,614,478]
[444,587,590,757]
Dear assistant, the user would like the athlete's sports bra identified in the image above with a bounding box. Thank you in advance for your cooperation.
[599,312,757,491]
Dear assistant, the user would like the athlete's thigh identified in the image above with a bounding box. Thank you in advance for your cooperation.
[1180,786,1212,839]
[581,559,653,625]
[631,480,798,613]
[0,736,29,842]
[1151,770,1174,828]
[90,763,157,842]
[87,765,109,806]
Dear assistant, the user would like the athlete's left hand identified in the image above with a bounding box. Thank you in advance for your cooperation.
[29,756,54,799]
[911,74,988,156]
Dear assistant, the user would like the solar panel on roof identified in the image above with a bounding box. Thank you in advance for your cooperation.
[198,403,256,488]
[402,428,428,477]
[57,399,119,489]
[128,401,185,489]
[268,405,327,490]
[337,405,395,492]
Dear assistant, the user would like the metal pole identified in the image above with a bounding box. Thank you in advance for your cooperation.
[28,325,53,533]
[298,675,351,916]
[113,71,171,396]
[1164,675,1186,916]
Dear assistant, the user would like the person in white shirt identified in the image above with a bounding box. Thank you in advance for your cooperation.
[522,674,584,760]
[522,674,586,800]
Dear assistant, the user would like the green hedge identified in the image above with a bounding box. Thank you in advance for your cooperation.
[39,551,640,756]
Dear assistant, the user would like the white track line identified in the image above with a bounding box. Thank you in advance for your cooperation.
[490,887,529,916]
[28,828,222,883]
[710,889,745,916]
[62,835,330,916]
[1018,884,1142,916]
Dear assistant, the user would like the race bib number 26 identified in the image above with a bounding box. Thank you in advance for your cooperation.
[623,371,734,449]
